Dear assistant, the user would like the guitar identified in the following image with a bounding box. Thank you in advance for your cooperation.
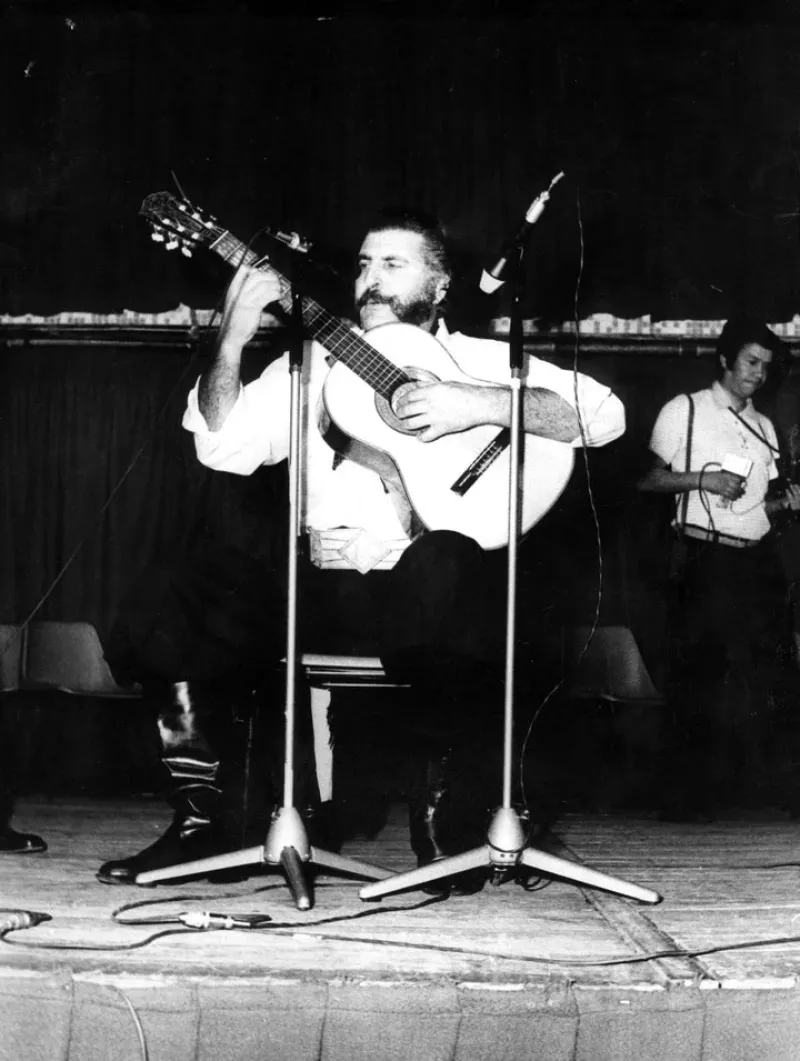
[139,192,575,549]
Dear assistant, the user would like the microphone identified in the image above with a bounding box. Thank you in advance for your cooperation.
[264,227,312,253]
[716,453,752,510]
[263,227,350,282]
[480,172,565,294]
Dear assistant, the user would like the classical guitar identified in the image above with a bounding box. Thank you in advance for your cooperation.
[140,192,575,549]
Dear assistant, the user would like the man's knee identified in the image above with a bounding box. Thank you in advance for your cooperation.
[397,531,484,582]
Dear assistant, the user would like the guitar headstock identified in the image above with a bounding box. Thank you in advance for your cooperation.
[139,192,223,258]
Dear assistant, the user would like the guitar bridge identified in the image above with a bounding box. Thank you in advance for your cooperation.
[450,429,511,496]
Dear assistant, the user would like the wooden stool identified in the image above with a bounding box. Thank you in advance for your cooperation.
[300,653,408,803]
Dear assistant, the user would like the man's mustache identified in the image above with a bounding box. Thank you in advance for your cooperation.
[357,290,394,309]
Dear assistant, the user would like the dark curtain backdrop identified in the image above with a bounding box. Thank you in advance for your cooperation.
[0,346,199,637]
[0,342,287,640]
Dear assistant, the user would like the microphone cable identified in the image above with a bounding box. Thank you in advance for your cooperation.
[0,886,448,953]
[517,185,605,813]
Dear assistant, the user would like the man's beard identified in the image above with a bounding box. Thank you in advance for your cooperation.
[357,286,439,328]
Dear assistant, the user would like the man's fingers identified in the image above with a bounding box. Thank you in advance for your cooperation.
[396,408,443,440]
[396,396,427,419]
[229,266,280,307]
[415,426,441,443]
[400,412,428,431]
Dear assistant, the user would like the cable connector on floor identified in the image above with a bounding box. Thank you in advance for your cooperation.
[0,909,52,934]
[178,911,272,931]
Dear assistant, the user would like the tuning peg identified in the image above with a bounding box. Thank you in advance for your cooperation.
[180,243,193,258]
[150,230,165,243]
[165,237,179,251]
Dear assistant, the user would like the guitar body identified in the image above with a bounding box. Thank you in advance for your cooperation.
[319,323,575,550]
[137,194,576,549]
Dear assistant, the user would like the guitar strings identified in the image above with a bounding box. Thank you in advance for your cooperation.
[241,256,411,397]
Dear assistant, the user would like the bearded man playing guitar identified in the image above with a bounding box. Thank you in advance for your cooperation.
[98,207,625,893]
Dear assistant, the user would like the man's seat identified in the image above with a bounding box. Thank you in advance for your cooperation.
[300,653,409,803]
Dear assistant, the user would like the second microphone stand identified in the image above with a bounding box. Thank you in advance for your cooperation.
[361,243,662,905]
[137,267,391,908]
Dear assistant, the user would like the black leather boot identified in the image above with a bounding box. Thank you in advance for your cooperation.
[97,681,232,885]
[408,750,487,896]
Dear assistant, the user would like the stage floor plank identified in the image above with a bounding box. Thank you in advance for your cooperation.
[0,797,798,990]
[557,815,800,984]
[0,797,668,988]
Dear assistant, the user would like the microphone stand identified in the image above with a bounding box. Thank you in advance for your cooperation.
[137,257,391,908]
[361,241,662,905]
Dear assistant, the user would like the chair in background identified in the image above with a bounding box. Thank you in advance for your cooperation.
[22,621,142,698]
[560,624,664,810]
[20,621,146,796]
[562,624,663,705]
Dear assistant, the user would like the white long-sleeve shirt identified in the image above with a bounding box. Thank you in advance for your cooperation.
[183,322,626,541]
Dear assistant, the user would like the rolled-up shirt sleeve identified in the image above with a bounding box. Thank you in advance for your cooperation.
[448,331,625,449]
[182,357,291,474]
[522,359,626,448]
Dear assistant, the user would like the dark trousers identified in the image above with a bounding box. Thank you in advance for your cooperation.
[0,727,16,828]
[0,696,31,829]
[107,529,510,716]
[103,531,516,827]
[664,534,789,806]
[301,530,508,722]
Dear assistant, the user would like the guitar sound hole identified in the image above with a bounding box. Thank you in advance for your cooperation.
[377,368,440,436]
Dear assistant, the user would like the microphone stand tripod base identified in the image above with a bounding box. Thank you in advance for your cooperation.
[136,805,392,911]
[361,235,662,910]
[360,806,662,904]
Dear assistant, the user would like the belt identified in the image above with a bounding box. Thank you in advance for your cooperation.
[308,527,411,574]
[682,526,760,549]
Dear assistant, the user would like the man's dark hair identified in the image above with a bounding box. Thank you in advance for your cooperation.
[364,207,453,285]
[717,316,786,370]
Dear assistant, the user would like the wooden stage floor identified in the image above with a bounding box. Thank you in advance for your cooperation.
[4,796,800,1060]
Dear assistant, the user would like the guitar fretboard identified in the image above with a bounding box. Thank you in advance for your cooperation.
[139,195,515,501]
[210,230,410,402]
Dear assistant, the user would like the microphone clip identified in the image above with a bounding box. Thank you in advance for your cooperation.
[514,171,564,240]
[265,227,312,254]
[480,171,565,294]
